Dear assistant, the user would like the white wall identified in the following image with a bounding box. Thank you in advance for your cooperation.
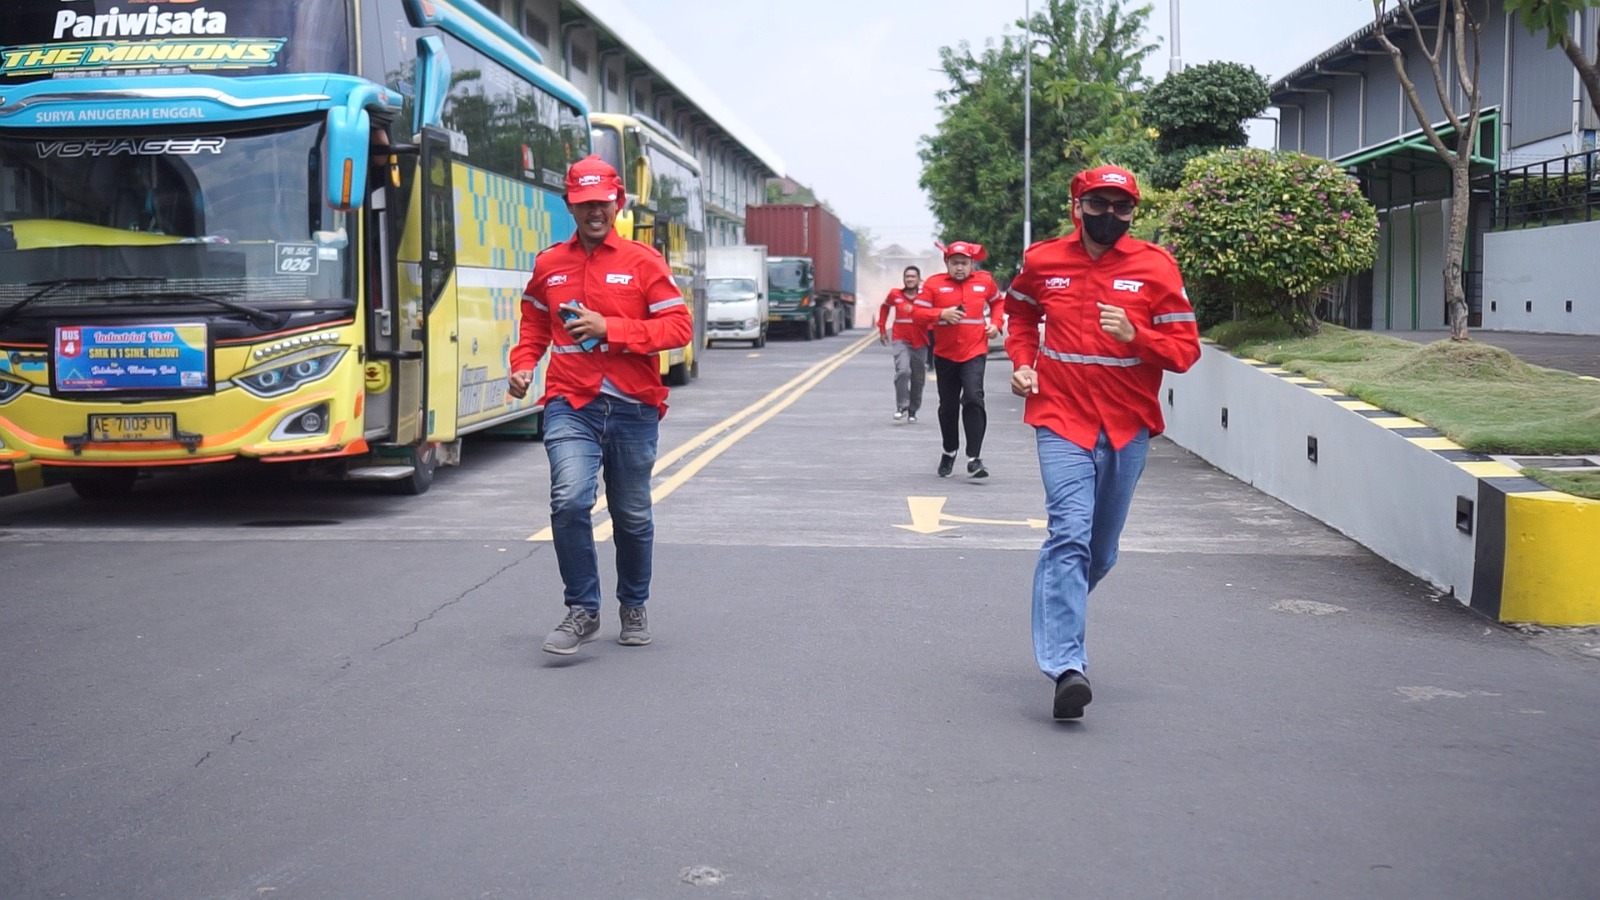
[1482,219,1600,334]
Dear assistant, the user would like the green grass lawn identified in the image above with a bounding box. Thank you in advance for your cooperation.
[1209,323,1600,497]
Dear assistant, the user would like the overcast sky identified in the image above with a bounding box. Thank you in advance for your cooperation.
[624,0,1383,250]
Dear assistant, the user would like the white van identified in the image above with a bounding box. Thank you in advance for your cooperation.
[706,244,769,348]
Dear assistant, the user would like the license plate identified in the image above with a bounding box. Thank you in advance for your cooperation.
[89,413,176,442]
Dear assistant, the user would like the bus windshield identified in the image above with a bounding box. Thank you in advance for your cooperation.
[591,124,623,177]
[0,0,351,82]
[0,120,352,318]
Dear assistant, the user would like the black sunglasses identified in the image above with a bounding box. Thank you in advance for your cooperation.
[1080,197,1136,216]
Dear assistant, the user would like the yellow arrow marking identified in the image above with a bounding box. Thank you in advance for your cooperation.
[894,496,958,534]
[894,496,1045,534]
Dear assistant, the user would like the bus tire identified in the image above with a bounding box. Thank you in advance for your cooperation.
[390,443,437,495]
[665,360,690,386]
[70,469,138,502]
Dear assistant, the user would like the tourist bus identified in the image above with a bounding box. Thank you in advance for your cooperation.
[588,112,705,385]
[0,0,586,498]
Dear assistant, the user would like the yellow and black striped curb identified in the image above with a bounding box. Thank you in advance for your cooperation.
[1238,356,1599,626]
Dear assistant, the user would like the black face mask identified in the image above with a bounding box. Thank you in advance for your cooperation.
[1081,211,1130,246]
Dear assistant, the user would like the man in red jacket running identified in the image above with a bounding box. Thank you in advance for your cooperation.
[912,242,1004,478]
[875,265,928,422]
[1005,165,1201,720]
[508,155,692,656]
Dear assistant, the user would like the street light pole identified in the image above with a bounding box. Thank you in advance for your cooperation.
[1169,0,1182,74]
[1023,0,1032,247]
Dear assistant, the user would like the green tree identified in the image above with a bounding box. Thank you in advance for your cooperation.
[1164,149,1378,333]
[1505,0,1600,120]
[1142,61,1269,189]
[764,178,821,205]
[918,0,1156,279]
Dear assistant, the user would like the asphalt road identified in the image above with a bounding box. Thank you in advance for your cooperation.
[2,331,1597,899]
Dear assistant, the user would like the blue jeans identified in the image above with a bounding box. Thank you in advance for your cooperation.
[543,396,659,613]
[1032,428,1149,679]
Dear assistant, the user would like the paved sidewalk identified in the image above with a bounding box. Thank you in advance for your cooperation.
[1387,329,1600,378]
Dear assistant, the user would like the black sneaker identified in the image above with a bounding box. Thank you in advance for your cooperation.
[967,457,988,478]
[907,412,918,423]
[937,452,956,477]
[542,608,600,655]
[1053,670,1092,720]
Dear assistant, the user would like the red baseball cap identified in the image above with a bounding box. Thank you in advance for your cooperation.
[565,155,625,207]
[943,241,987,262]
[1071,165,1141,202]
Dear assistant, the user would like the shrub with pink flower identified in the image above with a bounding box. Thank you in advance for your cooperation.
[1162,148,1378,332]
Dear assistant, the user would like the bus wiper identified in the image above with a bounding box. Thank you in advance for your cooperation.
[139,291,291,331]
[0,275,164,329]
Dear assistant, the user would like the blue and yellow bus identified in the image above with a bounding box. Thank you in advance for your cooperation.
[589,112,705,385]
[0,0,585,497]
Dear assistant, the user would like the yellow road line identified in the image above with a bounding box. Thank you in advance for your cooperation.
[528,334,875,541]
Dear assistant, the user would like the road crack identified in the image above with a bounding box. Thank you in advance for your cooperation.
[372,548,536,651]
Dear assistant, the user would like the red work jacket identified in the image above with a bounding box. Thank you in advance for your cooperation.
[1004,232,1201,450]
[512,229,692,416]
[911,270,1004,363]
[875,287,929,348]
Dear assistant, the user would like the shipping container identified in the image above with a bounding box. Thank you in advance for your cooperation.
[746,204,857,338]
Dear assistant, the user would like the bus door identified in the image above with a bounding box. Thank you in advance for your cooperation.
[363,138,402,442]
[417,126,458,445]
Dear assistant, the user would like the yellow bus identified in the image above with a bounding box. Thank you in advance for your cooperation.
[0,0,587,497]
[588,113,706,385]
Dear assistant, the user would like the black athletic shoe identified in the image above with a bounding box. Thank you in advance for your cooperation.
[937,452,956,477]
[967,457,988,478]
[1053,670,1092,720]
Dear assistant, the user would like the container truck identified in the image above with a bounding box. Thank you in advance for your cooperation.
[744,205,857,340]
[706,245,769,348]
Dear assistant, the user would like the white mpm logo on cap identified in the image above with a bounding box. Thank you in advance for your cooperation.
[1099,172,1130,185]
[578,174,605,186]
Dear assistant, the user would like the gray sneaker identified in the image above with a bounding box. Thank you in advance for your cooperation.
[618,605,652,646]
[542,608,599,655]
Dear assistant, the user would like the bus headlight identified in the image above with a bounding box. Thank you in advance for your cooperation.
[235,347,347,398]
[269,402,331,441]
[0,372,29,405]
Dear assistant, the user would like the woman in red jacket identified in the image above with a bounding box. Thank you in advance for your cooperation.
[911,242,1004,478]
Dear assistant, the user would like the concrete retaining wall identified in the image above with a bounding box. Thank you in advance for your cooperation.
[1162,343,1600,625]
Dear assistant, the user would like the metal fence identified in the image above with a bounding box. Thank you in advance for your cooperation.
[1483,149,1600,230]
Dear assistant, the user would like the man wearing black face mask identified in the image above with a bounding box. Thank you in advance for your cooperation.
[1002,164,1200,721]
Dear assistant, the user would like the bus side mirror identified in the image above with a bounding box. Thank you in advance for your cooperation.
[412,35,450,135]
[325,106,370,211]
